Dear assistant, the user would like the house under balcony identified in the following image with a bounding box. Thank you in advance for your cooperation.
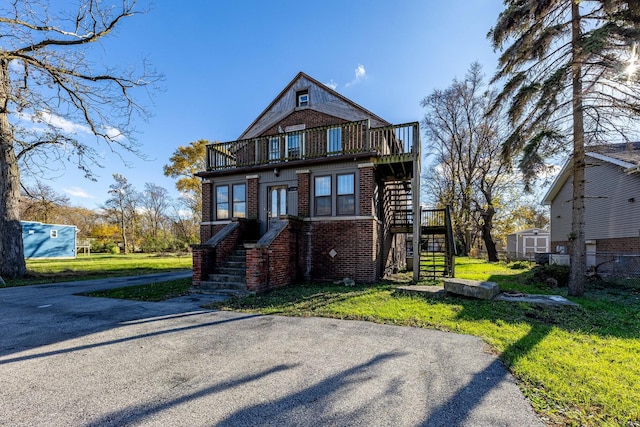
[193,72,453,293]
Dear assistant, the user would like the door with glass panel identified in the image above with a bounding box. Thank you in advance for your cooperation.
[268,186,287,228]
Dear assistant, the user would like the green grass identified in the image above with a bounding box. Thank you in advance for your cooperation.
[207,257,640,426]
[82,277,192,301]
[2,253,192,287]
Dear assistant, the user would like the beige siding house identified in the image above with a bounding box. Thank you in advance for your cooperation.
[542,142,640,268]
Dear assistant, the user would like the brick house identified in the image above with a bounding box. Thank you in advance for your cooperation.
[542,142,640,270]
[192,72,423,293]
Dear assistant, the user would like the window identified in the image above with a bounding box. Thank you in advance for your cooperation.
[314,176,332,216]
[287,133,302,159]
[232,184,246,218]
[216,185,229,219]
[269,137,280,161]
[270,186,287,217]
[327,127,342,154]
[337,174,355,215]
[50,229,58,238]
[296,90,309,107]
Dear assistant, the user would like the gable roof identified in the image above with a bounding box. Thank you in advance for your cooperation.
[507,227,549,237]
[238,72,391,140]
[542,142,640,205]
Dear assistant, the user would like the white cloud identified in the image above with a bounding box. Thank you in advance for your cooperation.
[36,110,92,135]
[346,64,367,87]
[103,126,125,141]
[63,186,94,199]
[325,79,338,90]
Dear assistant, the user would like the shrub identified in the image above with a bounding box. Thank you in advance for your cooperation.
[532,264,570,287]
[509,261,530,270]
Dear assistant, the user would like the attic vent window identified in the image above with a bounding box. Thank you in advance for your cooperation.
[297,90,309,107]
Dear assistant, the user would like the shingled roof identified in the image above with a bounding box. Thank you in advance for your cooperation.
[588,142,640,165]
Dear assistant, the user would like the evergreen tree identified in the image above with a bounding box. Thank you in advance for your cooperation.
[490,0,640,296]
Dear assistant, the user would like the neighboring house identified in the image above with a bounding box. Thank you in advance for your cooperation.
[505,228,550,260]
[193,72,429,293]
[21,221,77,259]
[542,142,640,268]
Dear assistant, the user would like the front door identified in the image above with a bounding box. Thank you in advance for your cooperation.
[268,186,287,227]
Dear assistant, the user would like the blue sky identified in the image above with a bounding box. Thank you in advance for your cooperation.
[23,0,504,209]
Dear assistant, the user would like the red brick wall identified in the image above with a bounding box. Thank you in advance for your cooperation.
[200,181,214,243]
[359,166,374,216]
[246,218,302,293]
[553,237,640,254]
[261,110,347,136]
[247,177,259,220]
[192,245,215,287]
[202,181,212,223]
[297,172,310,218]
[303,219,377,283]
[596,237,640,253]
[193,219,259,287]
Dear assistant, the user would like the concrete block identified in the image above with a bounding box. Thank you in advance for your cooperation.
[444,278,499,300]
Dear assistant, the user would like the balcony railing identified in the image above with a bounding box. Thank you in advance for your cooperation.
[206,120,419,171]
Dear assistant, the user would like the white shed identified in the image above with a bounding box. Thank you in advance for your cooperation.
[506,228,550,260]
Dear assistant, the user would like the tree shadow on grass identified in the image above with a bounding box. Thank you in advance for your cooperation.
[402,270,640,425]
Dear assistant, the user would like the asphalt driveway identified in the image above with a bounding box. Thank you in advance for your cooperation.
[0,273,543,426]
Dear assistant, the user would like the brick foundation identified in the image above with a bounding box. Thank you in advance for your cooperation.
[302,218,378,283]
[552,237,640,254]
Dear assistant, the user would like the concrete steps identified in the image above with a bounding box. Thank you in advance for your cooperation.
[200,246,247,293]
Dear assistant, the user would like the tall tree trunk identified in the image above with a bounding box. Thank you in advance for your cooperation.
[481,205,499,262]
[0,59,27,278]
[120,210,128,254]
[569,1,586,296]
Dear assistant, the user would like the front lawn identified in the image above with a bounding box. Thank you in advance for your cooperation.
[83,277,192,301]
[208,258,640,426]
[2,253,192,287]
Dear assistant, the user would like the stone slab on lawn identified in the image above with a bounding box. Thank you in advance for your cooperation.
[444,278,500,300]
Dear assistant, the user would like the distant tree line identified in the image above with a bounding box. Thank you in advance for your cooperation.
[20,175,200,255]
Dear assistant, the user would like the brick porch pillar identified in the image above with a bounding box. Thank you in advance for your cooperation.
[247,175,259,220]
[296,170,310,218]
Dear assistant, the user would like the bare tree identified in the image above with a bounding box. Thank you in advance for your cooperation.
[20,181,70,223]
[0,0,159,277]
[102,174,139,254]
[421,63,513,261]
[141,182,171,239]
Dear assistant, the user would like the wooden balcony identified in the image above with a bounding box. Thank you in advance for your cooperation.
[205,120,419,171]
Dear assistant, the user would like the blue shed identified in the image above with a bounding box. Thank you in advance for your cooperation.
[21,221,77,259]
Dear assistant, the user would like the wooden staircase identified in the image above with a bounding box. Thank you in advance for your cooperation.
[199,245,249,296]
[384,178,456,280]
[419,207,455,279]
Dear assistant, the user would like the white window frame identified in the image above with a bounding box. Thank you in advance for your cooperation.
[336,173,355,215]
[297,92,309,107]
[286,132,305,159]
[327,127,342,154]
[216,185,229,220]
[314,175,332,216]
[232,183,247,218]
[269,137,280,162]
